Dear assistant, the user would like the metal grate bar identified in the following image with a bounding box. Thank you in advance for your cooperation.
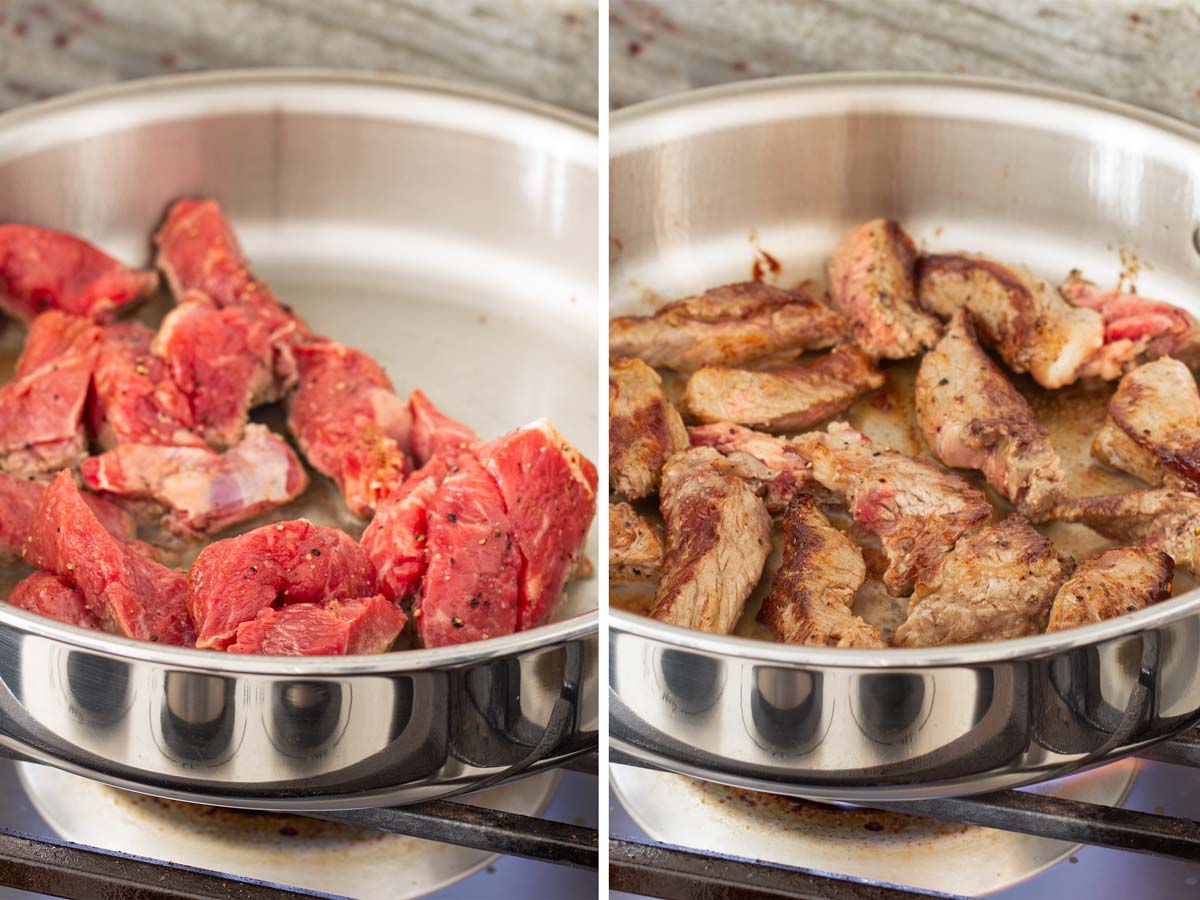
[609,836,961,900]
[0,829,338,900]
[1137,731,1200,767]
[875,792,1200,862]
[314,800,598,870]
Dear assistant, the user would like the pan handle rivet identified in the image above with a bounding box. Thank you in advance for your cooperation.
[1193,225,1200,256]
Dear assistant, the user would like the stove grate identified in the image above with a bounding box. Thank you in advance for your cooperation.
[610,727,1200,899]
[0,751,598,900]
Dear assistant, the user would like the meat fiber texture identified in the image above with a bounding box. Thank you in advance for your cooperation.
[0,224,157,323]
[188,519,380,650]
[23,472,194,644]
[227,595,406,656]
[365,415,597,648]
[0,470,134,562]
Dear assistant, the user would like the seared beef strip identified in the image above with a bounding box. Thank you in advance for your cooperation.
[915,309,1065,520]
[685,346,884,433]
[1046,547,1172,632]
[916,253,1104,389]
[793,423,992,596]
[758,496,884,648]
[1054,489,1200,575]
[1092,357,1200,492]
[893,514,1070,647]
[609,502,664,584]
[609,282,844,372]
[827,218,941,359]
[652,448,772,634]
[609,357,689,499]
[688,422,815,514]
[1061,273,1200,375]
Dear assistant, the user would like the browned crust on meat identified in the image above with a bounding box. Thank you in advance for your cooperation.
[1054,489,1200,575]
[684,346,885,432]
[893,514,1070,647]
[1046,546,1172,632]
[651,448,772,634]
[609,282,845,372]
[915,309,1065,520]
[609,501,664,584]
[609,357,689,499]
[758,496,883,648]
[1092,358,1200,492]
[826,219,941,360]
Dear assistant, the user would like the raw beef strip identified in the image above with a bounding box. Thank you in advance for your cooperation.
[475,420,598,630]
[415,454,521,647]
[409,389,478,467]
[0,311,101,476]
[360,457,449,603]
[187,519,377,650]
[0,224,157,323]
[8,573,101,631]
[155,199,293,316]
[0,471,134,561]
[24,472,194,644]
[286,341,413,518]
[81,423,309,536]
[227,595,405,656]
[89,322,203,449]
[153,292,292,448]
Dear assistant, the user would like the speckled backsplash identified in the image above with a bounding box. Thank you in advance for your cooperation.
[610,0,1200,124]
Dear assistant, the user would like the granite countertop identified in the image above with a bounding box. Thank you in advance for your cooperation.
[0,0,598,116]
[610,0,1200,125]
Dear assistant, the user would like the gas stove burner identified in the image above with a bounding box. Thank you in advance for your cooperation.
[610,760,1138,897]
[19,763,561,900]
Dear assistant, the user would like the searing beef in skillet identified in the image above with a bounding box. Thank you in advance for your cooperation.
[827,218,941,359]
[610,357,689,499]
[893,514,1069,647]
[24,472,194,645]
[1054,489,1200,575]
[609,282,844,372]
[0,311,101,477]
[687,422,816,514]
[188,519,377,650]
[1061,273,1200,376]
[0,224,156,323]
[7,572,100,631]
[758,496,884,648]
[0,470,133,562]
[915,309,1065,520]
[916,253,1104,389]
[81,423,309,537]
[1092,357,1200,492]
[1046,547,1172,632]
[651,447,772,634]
[227,595,405,656]
[684,346,884,433]
[793,423,992,595]
[286,340,413,518]
[609,502,664,584]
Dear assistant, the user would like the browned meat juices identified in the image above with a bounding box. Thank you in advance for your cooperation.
[915,309,1065,520]
[684,346,884,433]
[1092,357,1200,492]
[609,282,844,372]
[827,218,941,360]
[651,448,772,634]
[609,357,689,499]
[758,496,884,648]
[1047,547,1172,632]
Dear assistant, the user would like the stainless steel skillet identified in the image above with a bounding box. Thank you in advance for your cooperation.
[0,70,598,810]
[609,72,1200,801]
